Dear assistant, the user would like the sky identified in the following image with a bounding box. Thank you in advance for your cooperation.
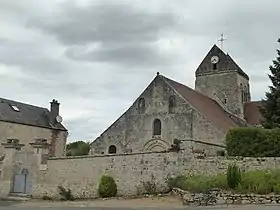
[0,0,280,142]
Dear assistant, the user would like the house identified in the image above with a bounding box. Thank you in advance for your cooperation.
[90,45,263,155]
[0,98,68,157]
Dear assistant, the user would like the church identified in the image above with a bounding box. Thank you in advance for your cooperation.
[89,44,263,156]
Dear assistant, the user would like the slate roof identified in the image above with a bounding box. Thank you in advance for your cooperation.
[195,45,249,80]
[161,75,243,131]
[244,101,263,125]
[161,76,242,130]
[0,97,67,131]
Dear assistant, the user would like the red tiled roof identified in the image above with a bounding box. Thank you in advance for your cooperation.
[244,101,263,125]
[161,75,240,131]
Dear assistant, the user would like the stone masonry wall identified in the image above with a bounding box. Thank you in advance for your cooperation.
[195,72,249,118]
[90,75,228,156]
[90,75,194,155]
[32,150,280,199]
[0,121,67,157]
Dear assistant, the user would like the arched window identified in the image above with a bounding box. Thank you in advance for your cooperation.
[108,145,116,154]
[138,98,145,114]
[168,96,175,113]
[153,119,161,136]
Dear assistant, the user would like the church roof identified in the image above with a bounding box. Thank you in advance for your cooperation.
[195,45,249,80]
[244,101,263,125]
[0,97,67,131]
[161,75,242,131]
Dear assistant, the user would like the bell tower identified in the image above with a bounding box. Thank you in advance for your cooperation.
[195,44,251,118]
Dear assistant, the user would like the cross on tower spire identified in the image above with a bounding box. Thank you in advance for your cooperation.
[218,33,226,50]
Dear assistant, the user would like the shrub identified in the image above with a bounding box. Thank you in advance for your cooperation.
[227,163,241,189]
[168,174,227,193]
[168,139,181,152]
[170,169,280,195]
[58,186,74,201]
[239,169,280,194]
[98,175,117,198]
[141,174,157,195]
[216,150,225,156]
[225,127,280,157]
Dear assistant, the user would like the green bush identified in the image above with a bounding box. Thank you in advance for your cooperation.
[225,127,280,157]
[216,150,226,156]
[168,174,227,193]
[239,170,280,194]
[98,175,117,198]
[58,186,74,201]
[169,169,280,195]
[227,163,241,189]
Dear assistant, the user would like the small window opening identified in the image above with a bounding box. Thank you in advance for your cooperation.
[153,119,162,136]
[11,105,20,112]
[241,90,245,103]
[212,63,217,70]
[168,96,175,113]
[138,98,145,114]
[108,145,116,154]
[224,99,227,104]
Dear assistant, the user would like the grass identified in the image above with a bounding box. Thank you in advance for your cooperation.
[168,169,280,194]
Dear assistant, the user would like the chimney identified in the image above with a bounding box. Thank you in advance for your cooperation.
[50,99,60,118]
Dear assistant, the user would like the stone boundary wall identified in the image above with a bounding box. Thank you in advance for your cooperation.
[172,188,280,206]
[32,150,280,199]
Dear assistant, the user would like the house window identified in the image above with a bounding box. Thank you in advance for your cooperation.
[224,99,227,104]
[168,96,175,113]
[138,98,145,114]
[108,145,116,154]
[153,119,162,136]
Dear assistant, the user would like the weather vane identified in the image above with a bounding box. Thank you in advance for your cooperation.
[218,33,226,50]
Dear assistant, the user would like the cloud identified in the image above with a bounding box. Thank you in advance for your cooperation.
[27,1,181,67]
[0,0,280,142]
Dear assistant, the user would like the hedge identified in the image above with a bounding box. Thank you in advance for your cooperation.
[225,127,280,157]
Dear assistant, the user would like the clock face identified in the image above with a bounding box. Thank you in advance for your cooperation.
[211,56,219,64]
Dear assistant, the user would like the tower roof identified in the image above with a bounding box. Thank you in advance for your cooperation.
[195,44,249,80]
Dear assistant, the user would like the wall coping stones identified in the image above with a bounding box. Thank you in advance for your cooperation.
[49,149,188,160]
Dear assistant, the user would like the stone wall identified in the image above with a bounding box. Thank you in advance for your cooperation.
[0,121,67,157]
[195,71,249,119]
[90,75,227,156]
[173,188,280,206]
[90,75,194,155]
[31,150,280,199]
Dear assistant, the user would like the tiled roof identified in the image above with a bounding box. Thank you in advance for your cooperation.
[161,75,241,131]
[0,97,67,131]
[196,45,249,80]
[244,101,263,125]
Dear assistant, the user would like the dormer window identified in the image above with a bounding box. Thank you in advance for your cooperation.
[10,105,20,112]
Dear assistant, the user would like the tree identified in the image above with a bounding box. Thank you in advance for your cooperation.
[66,141,90,156]
[260,38,280,128]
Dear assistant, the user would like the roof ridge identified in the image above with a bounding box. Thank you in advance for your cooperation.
[0,97,49,111]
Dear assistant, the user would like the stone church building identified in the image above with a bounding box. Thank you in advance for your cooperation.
[90,45,263,155]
